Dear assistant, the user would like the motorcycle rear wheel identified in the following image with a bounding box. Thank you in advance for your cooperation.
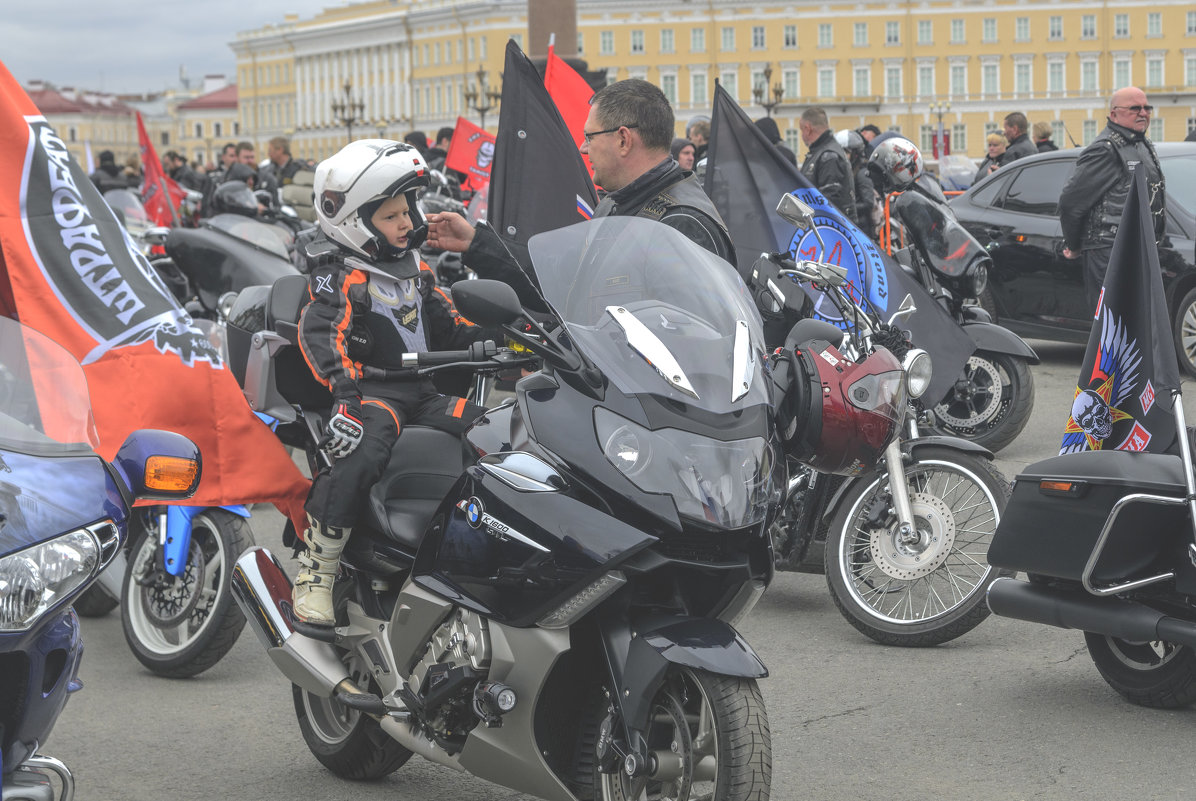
[825,447,1011,646]
[293,651,412,780]
[1084,632,1196,709]
[932,351,1033,453]
[120,509,250,677]
[595,668,771,801]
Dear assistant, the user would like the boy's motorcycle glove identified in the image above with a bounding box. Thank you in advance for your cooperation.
[324,396,364,459]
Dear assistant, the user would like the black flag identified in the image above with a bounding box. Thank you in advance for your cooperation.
[1060,166,1179,453]
[487,39,598,252]
[703,83,972,403]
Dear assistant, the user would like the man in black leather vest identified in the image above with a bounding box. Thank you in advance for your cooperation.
[799,107,857,224]
[425,79,735,309]
[1059,86,1166,312]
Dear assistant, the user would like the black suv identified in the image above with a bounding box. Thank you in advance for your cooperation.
[949,142,1196,374]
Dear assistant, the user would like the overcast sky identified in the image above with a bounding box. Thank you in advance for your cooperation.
[3,2,339,95]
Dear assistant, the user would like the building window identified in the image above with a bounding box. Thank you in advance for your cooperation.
[600,31,614,55]
[1048,61,1064,93]
[469,38,476,61]
[1146,57,1164,88]
[919,125,934,153]
[692,73,708,106]
[214,122,222,137]
[436,85,443,115]
[885,21,900,45]
[576,33,583,55]
[752,26,765,49]
[854,23,868,47]
[1114,14,1129,38]
[194,122,203,138]
[233,122,239,135]
[721,71,738,100]
[1189,11,1196,35]
[818,66,835,97]
[691,27,705,53]
[1048,16,1062,40]
[1147,13,1162,37]
[1081,15,1096,39]
[1150,119,1163,141]
[783,69,799,99]
[818,24,833,48]
[950,64,966,97]
[1015,62,1031,94]
[951,123,966,153]
[434,42,441,65]
[981,63,998,96]
[785,128,801,153]
[1114,57,1131,88]
[1015,17,1030,41]
[1050,120,1065,145]
[784,25,797,48]
[661,28,674,53]
[885,65,901,98]
[950,19,965,44]
[1187,56,1196,87]
[68,126,77,143]
[161,131,170,146]
[661,74,677,104]
[631,30,644,54]
[917,64,933,97]
[982,18,996,43]
[481,38,487,59]
[917,20,932,45]
[854,66,870,96]
[1081,119,1097,144]
[721,26,735,51]
[1081,60,1099,93]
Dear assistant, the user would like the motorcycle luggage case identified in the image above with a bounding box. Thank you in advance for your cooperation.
[988,451,1190,583]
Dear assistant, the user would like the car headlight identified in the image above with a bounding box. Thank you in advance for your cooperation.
[0,528,101,631]
[902,348,933,399]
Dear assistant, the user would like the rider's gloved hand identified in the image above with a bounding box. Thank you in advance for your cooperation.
[323,396,364,459]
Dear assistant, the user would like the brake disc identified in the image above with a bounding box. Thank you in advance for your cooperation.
[934,355,1003,428]
[868,492,956,580]
[140,537,207,626]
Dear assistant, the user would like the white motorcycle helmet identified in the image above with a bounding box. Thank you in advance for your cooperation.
[314,139,430,263]
[867,136,924,191]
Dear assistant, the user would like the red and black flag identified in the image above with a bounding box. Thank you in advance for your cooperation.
[1061,166,1179,453]
[136,111,187,227]
[703,82,971,403]
[487,39,597,254]
[543,41,595,180]
[444,116,497,195]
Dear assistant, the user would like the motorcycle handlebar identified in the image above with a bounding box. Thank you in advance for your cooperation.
[359,341,534,381]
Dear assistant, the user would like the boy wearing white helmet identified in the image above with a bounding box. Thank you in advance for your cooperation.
[293,139,490,628]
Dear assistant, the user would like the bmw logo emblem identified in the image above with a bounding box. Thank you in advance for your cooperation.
[465,497,483,528]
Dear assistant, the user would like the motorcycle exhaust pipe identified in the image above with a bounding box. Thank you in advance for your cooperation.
[987,576,1196,650]
[231,547,351,697]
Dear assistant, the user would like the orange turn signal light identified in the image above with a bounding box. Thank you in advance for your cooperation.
[1039,479,1086,497]
[145,456,200,492]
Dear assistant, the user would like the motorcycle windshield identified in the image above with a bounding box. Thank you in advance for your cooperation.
[0,318,98,455]
[893,191,989,279]
[529,217,770,415]
[103,189,150,237]
[205,214,291,260]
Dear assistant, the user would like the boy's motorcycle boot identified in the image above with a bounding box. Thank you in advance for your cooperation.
[292,515,348,628]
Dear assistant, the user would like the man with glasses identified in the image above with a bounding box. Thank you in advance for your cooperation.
[1059,86,1166,311]
[427,79,734,306]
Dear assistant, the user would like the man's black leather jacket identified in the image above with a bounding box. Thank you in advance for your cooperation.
[1059,120,1165,252]
[800,129,857,223]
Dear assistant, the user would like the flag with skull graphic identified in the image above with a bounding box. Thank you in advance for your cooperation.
[1060,166,1180,454]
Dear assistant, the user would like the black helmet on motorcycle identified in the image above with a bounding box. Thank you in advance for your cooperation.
[314,139,429,261]
[210,180,259,218]
[773,321,906,476]
[867,136,924,192]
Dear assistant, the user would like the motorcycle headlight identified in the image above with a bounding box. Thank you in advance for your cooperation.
[970,263,988,297]
[0,528,101,631]
[902,348,934,399]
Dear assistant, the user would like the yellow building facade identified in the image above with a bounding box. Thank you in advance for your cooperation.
[235,0,1196,162]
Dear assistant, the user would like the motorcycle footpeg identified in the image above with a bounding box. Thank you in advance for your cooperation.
[335,688,387,716]
[292,618,339,643]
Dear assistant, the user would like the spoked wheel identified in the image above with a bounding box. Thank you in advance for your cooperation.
[1085,632,1196,709]
[293,650,412,779]
[595,668,771,801]
[825,447,1011,646]
[932,351,1033,453]
[120,509,251,677]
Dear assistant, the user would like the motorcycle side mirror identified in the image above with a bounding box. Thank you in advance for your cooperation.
[113,429,202,502]
[887,293,918,325]
[777,194,827,262]
[452,279,524,326]
[144,226,171,245]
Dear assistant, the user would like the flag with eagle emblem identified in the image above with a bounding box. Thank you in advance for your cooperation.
[1060,166,1180,454]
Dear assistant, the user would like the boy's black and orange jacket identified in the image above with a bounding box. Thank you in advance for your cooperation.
[298,245,485,400]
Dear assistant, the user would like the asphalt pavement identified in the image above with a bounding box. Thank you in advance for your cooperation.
[47,339,1196,801]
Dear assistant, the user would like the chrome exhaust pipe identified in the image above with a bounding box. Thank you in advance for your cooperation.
[231,547,350,697]
[987,576,1196,650]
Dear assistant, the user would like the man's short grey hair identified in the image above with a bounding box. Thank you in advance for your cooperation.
[1003,112,1028,135]
[800,107,829,129]
[590,79,674,152]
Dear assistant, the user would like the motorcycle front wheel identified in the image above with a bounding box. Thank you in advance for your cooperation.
[293,650,412,779]
[120,509,251,677]
[1084,632,1196,709]
[595,668,771,801]
[825,447,1011,647]
[932,351,1034,453]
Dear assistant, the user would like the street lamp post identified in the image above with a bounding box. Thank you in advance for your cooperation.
[929,100,951,157]
[751,64,785,118]
[462,65,501,130]
[376,120,388,139]
[331,81,366,144]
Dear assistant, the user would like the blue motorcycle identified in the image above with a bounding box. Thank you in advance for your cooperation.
[0,317,200,800]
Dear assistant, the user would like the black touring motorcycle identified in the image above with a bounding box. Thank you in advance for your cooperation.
[224,216,908,801]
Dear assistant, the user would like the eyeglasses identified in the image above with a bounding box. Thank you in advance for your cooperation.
[1113,104,1154,114]
[583,124,638,143]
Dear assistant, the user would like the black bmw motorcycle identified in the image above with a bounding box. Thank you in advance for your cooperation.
[222,216,906,800]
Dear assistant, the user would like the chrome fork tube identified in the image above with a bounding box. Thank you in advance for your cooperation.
[882,439,917,541]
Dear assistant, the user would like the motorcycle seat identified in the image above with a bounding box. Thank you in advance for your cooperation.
[367,425,465,550]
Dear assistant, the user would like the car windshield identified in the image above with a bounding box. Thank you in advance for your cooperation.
[0,317,99,455]
[528,217,770,415]
[1162,155,1196,217]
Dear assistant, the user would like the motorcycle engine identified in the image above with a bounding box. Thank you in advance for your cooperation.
[406,608,492,744]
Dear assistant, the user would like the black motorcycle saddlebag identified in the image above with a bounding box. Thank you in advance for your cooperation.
[988,450,1190,584]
